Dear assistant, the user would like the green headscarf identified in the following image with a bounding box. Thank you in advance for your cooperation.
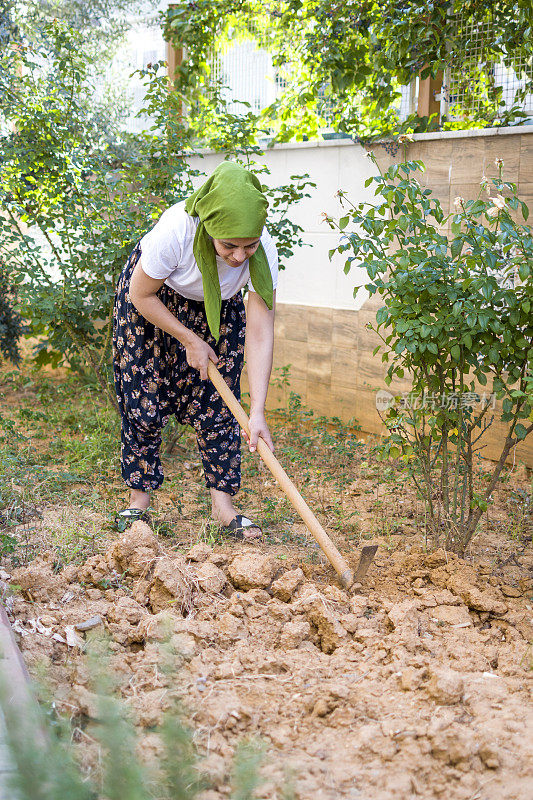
[185,161,274,342]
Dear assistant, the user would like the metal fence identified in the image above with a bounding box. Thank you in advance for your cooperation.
[120,14,533,134]
[206,15,533,129]
[442,13,533,123]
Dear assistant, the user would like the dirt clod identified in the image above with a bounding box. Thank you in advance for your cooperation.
[426,668,464,705]
[186,542,213,562]
[227,552,277,590]
[149,556,196,613]
[9,514,533,800]
[279,618,311,649]
[12,557,63,602]
[271,567,305,601]
[194,561,226,593]
[305,597,348,653]
[108,521,161,578]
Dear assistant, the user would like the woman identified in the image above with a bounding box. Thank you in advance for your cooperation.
[113,161,277,540]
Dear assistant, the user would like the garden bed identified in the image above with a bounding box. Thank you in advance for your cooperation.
[1,368,532,799]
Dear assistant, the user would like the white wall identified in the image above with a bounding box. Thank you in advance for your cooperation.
[187,140,378,311]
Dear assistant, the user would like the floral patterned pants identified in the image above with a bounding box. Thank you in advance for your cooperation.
[112,243,245,495]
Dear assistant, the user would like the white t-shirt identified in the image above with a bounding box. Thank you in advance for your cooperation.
[139,200,278,301]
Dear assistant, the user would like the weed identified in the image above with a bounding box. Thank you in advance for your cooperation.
[196,519,226,547]
[231,739,266,800]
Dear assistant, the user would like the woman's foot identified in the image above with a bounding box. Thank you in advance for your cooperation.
[209,488,262,540]
[114,490,151,532]
[129,489,150,511]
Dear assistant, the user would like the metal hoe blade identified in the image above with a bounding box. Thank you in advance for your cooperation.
[353,545,378,584]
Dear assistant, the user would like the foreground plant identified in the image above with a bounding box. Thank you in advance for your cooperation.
[0,639,272,800]
[327,156,532,554]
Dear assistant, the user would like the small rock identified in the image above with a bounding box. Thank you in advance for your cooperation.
[186,542,213,562]
[426,668,464,704]
[227,553,277,590]
[270,568,305,602]
[74,616,103,632]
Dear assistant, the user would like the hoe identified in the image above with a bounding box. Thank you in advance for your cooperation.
[208,363,377,590]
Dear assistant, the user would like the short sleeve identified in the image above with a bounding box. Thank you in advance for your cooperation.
[139,205,186,280]
[248,226,278,293]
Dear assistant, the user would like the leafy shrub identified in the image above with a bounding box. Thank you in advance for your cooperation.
[0,29,313,403]
[328,156,532,554]
[0,24,197,405]
[0,263,24,364]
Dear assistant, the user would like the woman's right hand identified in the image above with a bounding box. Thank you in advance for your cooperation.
[184,334,218,380]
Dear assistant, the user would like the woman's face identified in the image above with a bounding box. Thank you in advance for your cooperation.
[212,235,261,267]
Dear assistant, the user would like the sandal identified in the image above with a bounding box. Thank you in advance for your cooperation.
[221,515,263,542]
[115,507,152,533]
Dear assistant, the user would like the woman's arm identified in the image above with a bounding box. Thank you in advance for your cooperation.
[129,260,218,380]
[244,289,276,452]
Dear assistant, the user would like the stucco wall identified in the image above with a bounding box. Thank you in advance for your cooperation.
[187,141,375,310]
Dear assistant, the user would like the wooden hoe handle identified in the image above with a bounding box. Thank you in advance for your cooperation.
[207,362,354,589]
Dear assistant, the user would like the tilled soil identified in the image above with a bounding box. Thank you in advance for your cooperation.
[6,520,533,800]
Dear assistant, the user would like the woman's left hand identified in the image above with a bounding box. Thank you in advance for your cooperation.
[244,410,274,453]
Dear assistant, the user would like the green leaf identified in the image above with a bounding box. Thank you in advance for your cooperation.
[450,344,461,361]
[450,221,462,236]
[450,238,463,259]
[376,306,388,325]
[518,262,530,281]
[339,216,349,231]
[515,423,527,440]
